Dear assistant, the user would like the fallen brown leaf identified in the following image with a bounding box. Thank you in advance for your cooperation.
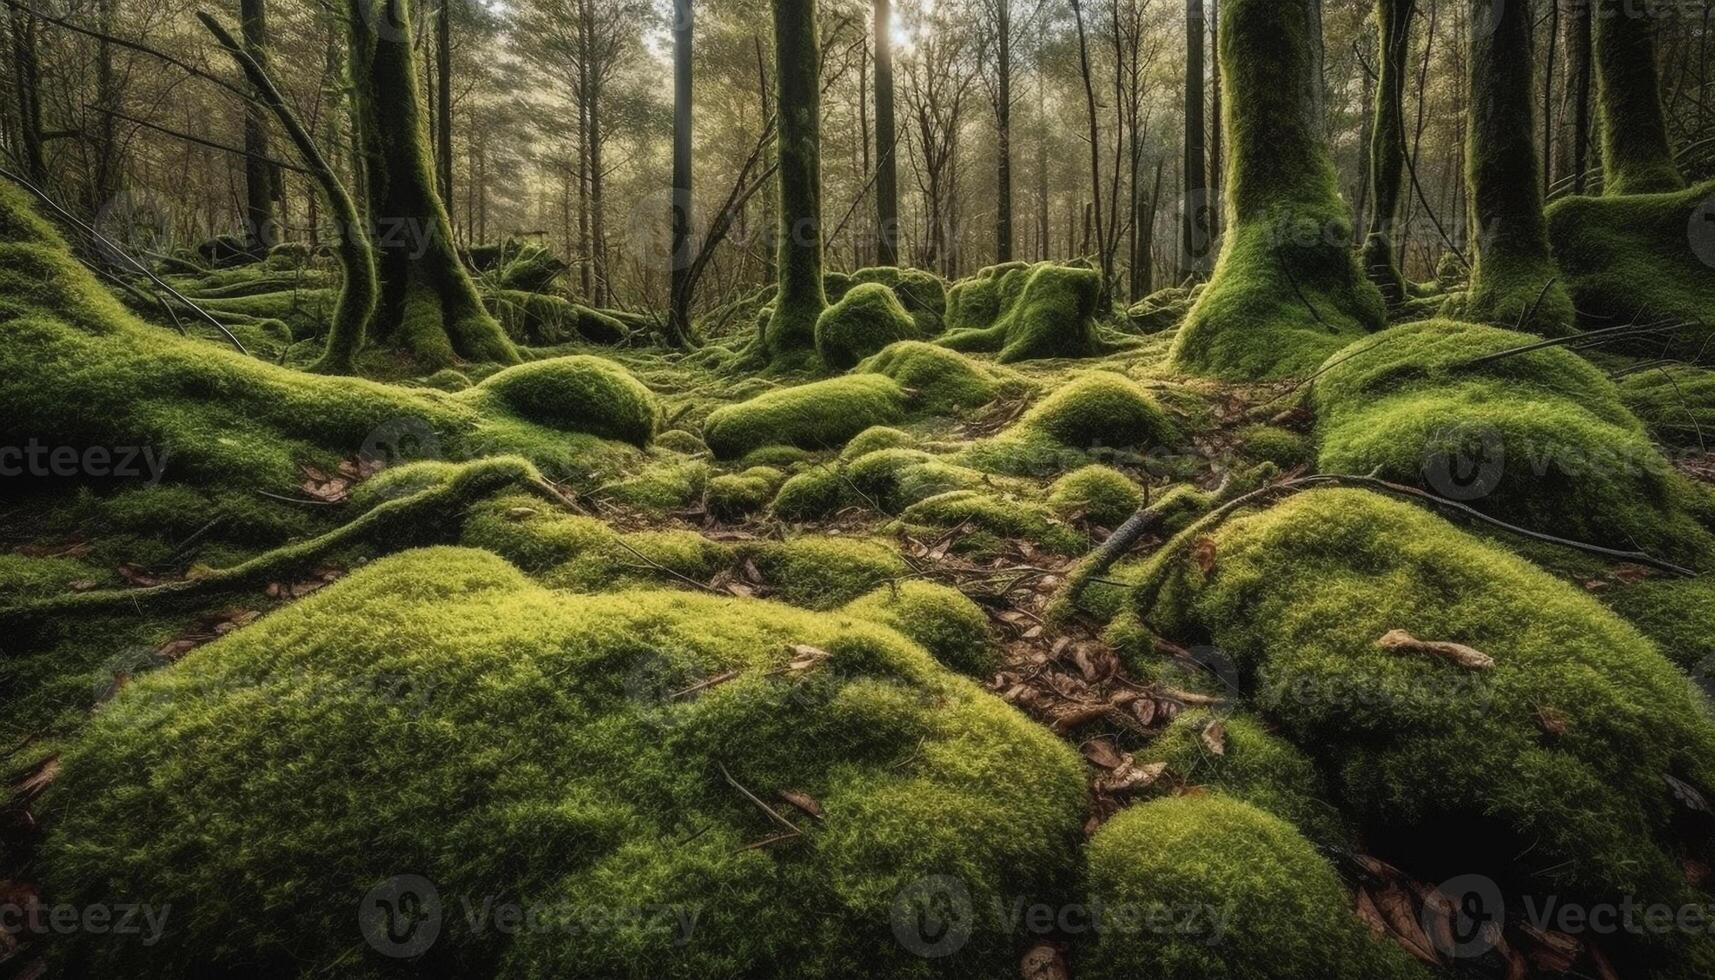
[1200,719,1227,757]
[1019,943,1069,980]
[778,790,824,821]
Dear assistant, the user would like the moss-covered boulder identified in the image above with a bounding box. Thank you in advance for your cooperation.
[744,535,909,609]
[814,283,919,369]
[1124,285,1195,335]
[706,466,788,521]
[962,372,1179,477]
[1082,795,1425,980]
[840,266,950,335]
[475,356,660,447]
[702,375,907,459]
[895,490,1088,556]
[839,425,916,460]
[857,341,1019,413]
[940,263,1117,363]
[843,581,998,678]
[1137,488,1715,974]
[1546,181,1715,359]
[1047,465,1146,527]
[1617,363,1715,449]
[41,547,1086,976]
[1312,320,1710,558]
[846,448,985,513]
[485,290,629,345]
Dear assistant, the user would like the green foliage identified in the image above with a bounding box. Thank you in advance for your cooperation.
[1082,794,1425,980]
[1312,320,1711,558]
[1047,465,1145,527]
[1168,0,1386,380]
[42,547,1086,977]
[475,357,661,447]
[940,263,1119,363]
[815,282,918,369]
[857,341,1019,413]
[1138,489,1715,973]
[843,581,998,678]
[702,375,906,459]
[1546,180,1715,359]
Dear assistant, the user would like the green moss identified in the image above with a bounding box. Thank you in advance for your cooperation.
[839,426,915,460]
[0,553,92,602]
[846,449,984,513]
[474,356,660,447]
[845,266,948,335]
[1312,320,1710,559]
[1168,0,1386,380]
[962,372,1179,477]
[41,547,1085,976]
[1545,181,1715,358]
[603,458,711,512]
[653,429,709,455]
[1601,577,1715,674]
[486,290,628,345]
[843,581,997,678]
[739,444,813,468]
[1617,363,1715,447]
[1137,489,1715,972]
[1137,709,1346,849]
[1594,0,1684,196]
[702,375,906,459]
[896,491,1087,556]
[1237,424,1313,469]
[814,282,918,370]
[858,342,1017,414]
[743,536,909,609]
[1124,286,1194,334]
[1047,465,1145,527]
[1082,795,1425,980]
[707,466,787,522]
[939,263,1120,363]
[422,367,472,391]
[770,466,850,521]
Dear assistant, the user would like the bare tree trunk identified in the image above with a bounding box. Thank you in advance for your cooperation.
[874,0,899,267]
[994,0,1013,263]
[668,0,695,346]
[7,1,46,184]
[436,0,454,215]
[90,0,121,215]
[1542,0,1558,195]
[1180,0,1207,282]
[1036,65,1049,260]
[240,0,279,250]
[1072,0,1110,307]
[1207,0,1221,251]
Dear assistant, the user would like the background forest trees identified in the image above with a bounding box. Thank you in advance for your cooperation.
[1,0,1711,328]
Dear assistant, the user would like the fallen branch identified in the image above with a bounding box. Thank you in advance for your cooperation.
[1376,630,1495,671]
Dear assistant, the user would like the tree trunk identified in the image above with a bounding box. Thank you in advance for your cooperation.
[1463,0,1572,334]
[1569,0,1592,193]
[1593,0,1682,195]
[994,0,1013,263]
[668,0,695,347]
[1072,0,1110,308]
[436,0,454,214]
[874,0,900,267]
[1542,0,1558,195]
[346,0,515,366]
[91,0,121,216]
[7,1,46,184]
[240,0,279,250]
[1363,0,1413,306]
[1207,0,1222,252]
[1180,0,1208,282]
[763,0,825,360]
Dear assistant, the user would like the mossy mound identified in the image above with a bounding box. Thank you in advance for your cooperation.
[654,429,709,455]
[846,449,985,513]
[1312,320,1709,558]
[939,263,1118,363]
[702,376,906,460]
[1600,576,1715,675]
[1138,489,1715,972]
[770,466,849,521]
[1617,364,1715,448]
[1047,465,1146,527]
[896,490,1088,556]
[964,373,1179,477]
[603,457,710,512]
[1236,424,1314,469]
[745,535,909,609]
[1082,795,1425,980]
[843,581,998,678]
[843,266,949,334]
[815,283,919,370]
[1124,285,1196,335]
[474,356,660,447]
[839,425,915,460]
[485,290,629,345]
[1546,183,1715,360]
[706,466,787,521]
[857,341,1018,413]
[42,547,1086,976]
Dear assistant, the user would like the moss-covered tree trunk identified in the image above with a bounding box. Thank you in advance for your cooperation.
[1179,0,1207,282]
[1460,0,1573,334]
[874,0,899,267]
[240,0,280,251]
[346,0,516,368]
[1166,0,1384,380]
[1361,0,1413,307]
[1594,0,1683,195]
[763,0,826,362]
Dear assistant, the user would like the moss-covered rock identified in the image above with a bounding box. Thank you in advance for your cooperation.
[843,581,997,678]
[475,356,660,447]
[654,429,709,456]
[846,449,984,513]
[1617,363,1715,449]
[42,547,1086,976]
[1137,489,1715,973]
[815,282,919,370]
[1124,286,1195,334]
[940,263,1119,363]
[1082,795,1425,980]
[857,341,1018,414]
[485,290,629,345]
[1237,424,1314,469]
[1047,465,1145,527]
[1546,181,1715,359]
[1168,0,1387,379]
[604,457,710,512]
[845,266,949,334]
[743,535,909,609]
[1312,320,1710,558]
[896,490,1088,556]
[963,373,1180,477]
[1600,576,1715,675]
[706,466,787,521]
[770,466,849,521]
[702,376,907,459]
[839,426,916,461]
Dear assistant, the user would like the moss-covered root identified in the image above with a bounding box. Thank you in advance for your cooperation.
[1167,0,1386,380]
[1312,320,1711,560]
[1133,488,1715,975]
[347,0,517,369]
[41,547,1086,976]
[1545,180,1715,356]
[1594,0,1684,196]
[939,262,1121,363]
[473,357,660,447]
[815,282,918,369]
[701,375,906,459]
[762,0,828,364]
[1453,0,1574,336]
[1082,795,1427,980]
